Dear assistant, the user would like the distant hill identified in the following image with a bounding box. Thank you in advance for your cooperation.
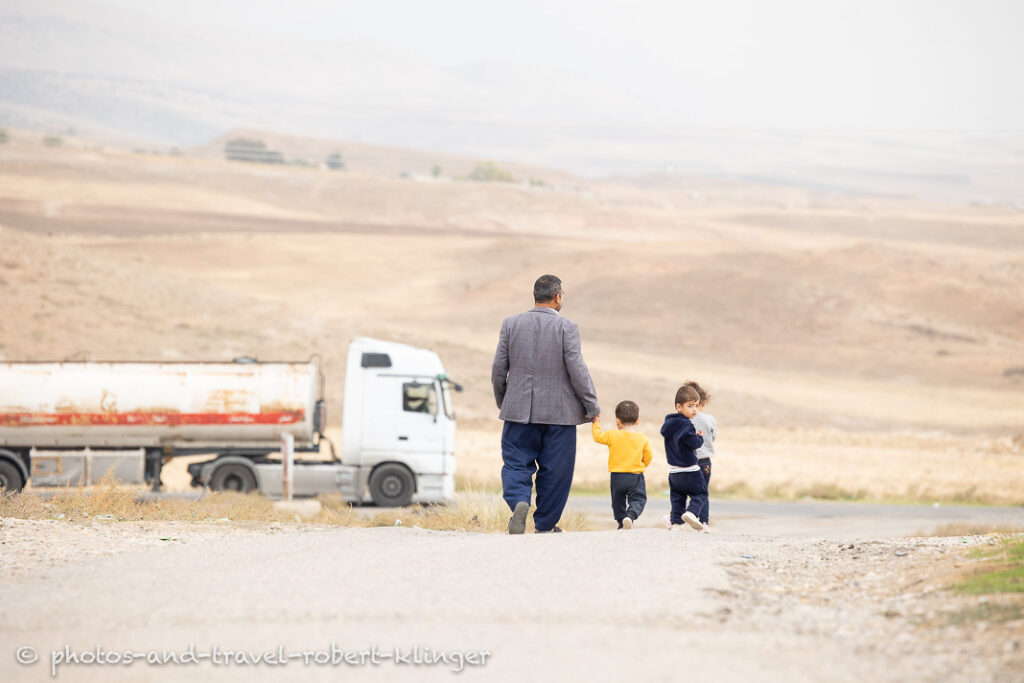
[2,0,1023,202]
[197,129,582,186]
[0,1,661,156]
[2,140,1022,435]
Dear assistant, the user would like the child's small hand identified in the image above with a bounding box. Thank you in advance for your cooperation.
[590,414,600,423]
[697,429,704,436]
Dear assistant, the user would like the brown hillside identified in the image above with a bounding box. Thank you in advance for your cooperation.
[1,132,1022,447]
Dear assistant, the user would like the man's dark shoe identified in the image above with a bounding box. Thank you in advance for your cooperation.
[508,501,529,535]
[536,526,563,533]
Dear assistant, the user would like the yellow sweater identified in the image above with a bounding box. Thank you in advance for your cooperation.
[591,422,653,473]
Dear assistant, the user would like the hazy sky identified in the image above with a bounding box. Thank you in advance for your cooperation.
[93,0,1024,131]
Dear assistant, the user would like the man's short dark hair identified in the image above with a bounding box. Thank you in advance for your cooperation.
[675,385,700,406]
[533,274,562,303]
[615,400,639,425]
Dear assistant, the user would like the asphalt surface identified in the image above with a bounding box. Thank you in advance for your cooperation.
[567,495,1024,537]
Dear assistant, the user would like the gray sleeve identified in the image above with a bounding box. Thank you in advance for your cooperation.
[490,319,510,409]
[706,415,717,457]
[562,321,600,418]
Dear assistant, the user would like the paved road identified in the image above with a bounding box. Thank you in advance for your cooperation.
[567,494,1024,537]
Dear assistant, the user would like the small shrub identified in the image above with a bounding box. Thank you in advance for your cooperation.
[466,161,515,183]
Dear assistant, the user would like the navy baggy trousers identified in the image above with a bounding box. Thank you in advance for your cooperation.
[668,470,707,526]
[501,422,576,532]
[610,472,647,524]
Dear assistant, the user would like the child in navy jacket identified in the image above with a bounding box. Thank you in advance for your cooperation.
[660,385,707,531]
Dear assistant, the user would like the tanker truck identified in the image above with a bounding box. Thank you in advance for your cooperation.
[0,338,460,507]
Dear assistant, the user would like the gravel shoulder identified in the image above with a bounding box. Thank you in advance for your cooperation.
[1,518,1021,683]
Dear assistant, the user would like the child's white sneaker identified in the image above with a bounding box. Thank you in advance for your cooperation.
[682,511,703,530]
[701,523,711,534]
[621,517,633,530]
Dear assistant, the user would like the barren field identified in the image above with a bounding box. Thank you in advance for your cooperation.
[2,131,1022,503]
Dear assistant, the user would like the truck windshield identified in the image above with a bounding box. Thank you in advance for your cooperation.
[439,380,456,420]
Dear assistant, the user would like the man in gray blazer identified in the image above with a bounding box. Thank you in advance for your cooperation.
[491,274,600,534]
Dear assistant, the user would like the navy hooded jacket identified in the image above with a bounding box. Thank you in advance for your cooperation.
[660,413,705,468]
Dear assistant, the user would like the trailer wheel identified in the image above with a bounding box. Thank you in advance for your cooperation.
[0,460,25,493]
[369,464,415,507]
[209,463,257,493]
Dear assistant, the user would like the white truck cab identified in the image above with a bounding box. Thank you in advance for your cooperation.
[191,337,460,506]
[338,337,459,505]
[196,337,461,506]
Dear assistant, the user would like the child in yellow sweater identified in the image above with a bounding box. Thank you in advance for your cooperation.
[591,400,653,529]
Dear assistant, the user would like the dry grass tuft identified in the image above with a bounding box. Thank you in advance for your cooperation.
[0,478,592,533]
[0,476,326,524]
[344,488,591,533]
[921,522,1024,538]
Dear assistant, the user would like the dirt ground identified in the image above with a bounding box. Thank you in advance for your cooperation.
[1,517,1021,683]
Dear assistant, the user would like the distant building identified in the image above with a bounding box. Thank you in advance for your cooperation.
[224,138,284,164]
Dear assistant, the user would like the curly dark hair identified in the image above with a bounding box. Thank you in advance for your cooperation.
[683,380,710,404]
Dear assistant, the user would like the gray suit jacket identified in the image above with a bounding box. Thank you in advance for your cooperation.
[491,307,600,425]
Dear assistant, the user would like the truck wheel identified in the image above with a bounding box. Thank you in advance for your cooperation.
[369,464,415,507]
[209,463,257,493]
[0,460,25,493]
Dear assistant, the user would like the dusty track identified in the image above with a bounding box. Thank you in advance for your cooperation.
[1,518,1021,682]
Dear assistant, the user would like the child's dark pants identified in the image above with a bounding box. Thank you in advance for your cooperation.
[697,458,712,524]
[609,472,647,525]
[668,471,707,525]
